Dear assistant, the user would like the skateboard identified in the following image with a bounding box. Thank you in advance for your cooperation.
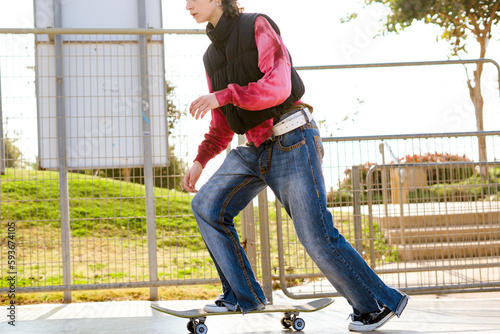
[151,297,334,334]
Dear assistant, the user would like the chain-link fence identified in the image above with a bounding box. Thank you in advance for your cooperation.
[1,29,500,302]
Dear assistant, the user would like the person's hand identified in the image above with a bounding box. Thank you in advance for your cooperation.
[189,93,219,120]
[183,161,203,193]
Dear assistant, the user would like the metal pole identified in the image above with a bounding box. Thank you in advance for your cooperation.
[322,130,500,143]
[0,63,5,175]
[0,27,206,35]
[242,203,257,270]
[379,143,389,215]
[296,58,500,123]
[138,0,158,301]
[295,58,500,82]
[53,0,72,303]
[258,190,273,304]
[238,135,257,270]
[366,167,376,269]
[352,166,363,254]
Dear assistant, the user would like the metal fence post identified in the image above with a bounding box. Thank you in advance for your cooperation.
[379,143,389,214]
[352,166,363,254]
[237,135,257,270]
[138,0,158,301]
[242,204,257,271]
[258,190,273,304]
[0,63,4,175]
[53,0,72,303]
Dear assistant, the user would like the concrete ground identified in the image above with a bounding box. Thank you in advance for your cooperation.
[1,291,499,334]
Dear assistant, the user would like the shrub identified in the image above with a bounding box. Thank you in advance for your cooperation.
[428,175,497,201]
[328,162,388,206]
[326,153,483,206]
[402,153,474,185]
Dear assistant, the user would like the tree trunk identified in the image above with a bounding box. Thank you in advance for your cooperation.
[122,168,131,182]
[473,88,488,177]
[468,36,488,178]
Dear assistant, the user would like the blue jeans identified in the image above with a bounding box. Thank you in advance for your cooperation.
[191,108,407,314]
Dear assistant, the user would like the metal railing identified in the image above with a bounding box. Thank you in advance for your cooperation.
[273,131,500,299]
[362,158,500,295]
[1,28,500,303]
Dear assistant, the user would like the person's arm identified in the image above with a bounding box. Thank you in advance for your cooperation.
[214,15,293,111]
[194,104,235,168]
[185,16,293,192]
[184,74,235,193]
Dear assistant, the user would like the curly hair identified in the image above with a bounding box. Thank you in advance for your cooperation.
[220,0,242,17]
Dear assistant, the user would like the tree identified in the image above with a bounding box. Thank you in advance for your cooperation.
[3,137,22,168]
[165,80,184,135]
[349,0,499,175]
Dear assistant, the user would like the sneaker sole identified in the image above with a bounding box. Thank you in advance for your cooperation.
[348,312,395,332]
[203,305,229,313]
[203,307,229,313]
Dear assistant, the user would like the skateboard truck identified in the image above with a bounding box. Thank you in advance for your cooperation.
[281,311,305,331]
[186,311,304,333]
[187,317,207,334]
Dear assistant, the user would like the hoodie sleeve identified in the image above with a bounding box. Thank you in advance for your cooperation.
[214,15,292,111]
[194,73,235,168]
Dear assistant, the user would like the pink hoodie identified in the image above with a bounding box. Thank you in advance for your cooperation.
[194,16,302,168]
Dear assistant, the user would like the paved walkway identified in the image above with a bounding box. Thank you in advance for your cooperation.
[1,291,500,334]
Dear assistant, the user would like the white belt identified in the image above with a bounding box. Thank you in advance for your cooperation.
[272,107,313,137]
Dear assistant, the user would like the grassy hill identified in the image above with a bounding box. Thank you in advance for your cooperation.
[1,168,396,304]
[1,168,215,293]
[1,168,194,237]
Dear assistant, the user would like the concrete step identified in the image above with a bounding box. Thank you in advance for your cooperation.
[397,240,500,261]
[376,211,500,229]
[385,224,500,244]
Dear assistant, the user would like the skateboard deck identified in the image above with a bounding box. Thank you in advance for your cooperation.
[151,297,334,333]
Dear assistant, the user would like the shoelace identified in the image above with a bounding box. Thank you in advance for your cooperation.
[348,307,388,323]
[214,300,225,307]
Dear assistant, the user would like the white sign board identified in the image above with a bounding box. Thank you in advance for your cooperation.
[35,0,168,169]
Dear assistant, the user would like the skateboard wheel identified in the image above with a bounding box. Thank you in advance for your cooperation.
[281,317,292,328]
[187,320,196,333]
[292,318,305,331]
[195,323,208,334]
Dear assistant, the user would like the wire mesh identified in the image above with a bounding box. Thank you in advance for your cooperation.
[278,135,500,297]
[1,31,500,299]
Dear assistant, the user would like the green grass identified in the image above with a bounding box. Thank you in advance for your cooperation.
[1,168,208,291]
[1,168,397,304]
[0,285,223,305]
[1,169,194,237]
[404,168,500,202]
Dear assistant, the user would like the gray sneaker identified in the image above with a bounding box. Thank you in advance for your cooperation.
[348,306,395,332]
[348,295,409,332]
[203,300,229,313]
[203,301,265,313]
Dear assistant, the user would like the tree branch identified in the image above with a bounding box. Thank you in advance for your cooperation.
[436,11,470,31]
[483,1,500,36]
[469,13,483,37]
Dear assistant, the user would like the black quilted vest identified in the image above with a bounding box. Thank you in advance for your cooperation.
[203,13,305,134]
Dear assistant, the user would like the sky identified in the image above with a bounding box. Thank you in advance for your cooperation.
[161,0,500,136]
[1,0,499,186]
[162,0,500,182]
[163,0,499,64]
